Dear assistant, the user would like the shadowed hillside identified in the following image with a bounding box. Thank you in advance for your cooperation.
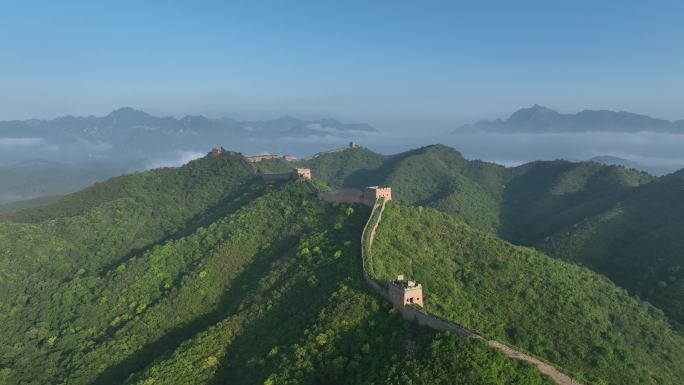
[539,170,684,323]
[0,152,554,385]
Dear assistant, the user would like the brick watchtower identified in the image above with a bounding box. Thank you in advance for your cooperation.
[388,275,423,319]
[363,186,392,206]
[293,168,312,180]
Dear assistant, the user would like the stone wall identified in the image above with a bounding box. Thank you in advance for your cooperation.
[319,189,366,205]
[360,199,390,302]
[260,172,296,181]
[362,187,392,206]
[405,306,472,337]
[362,270,389,300]
[245,154,280,162]
[260,168,310,181]
[306,183,395,207]
[239,158,257,175]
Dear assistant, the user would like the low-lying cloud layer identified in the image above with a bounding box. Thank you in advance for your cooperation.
[338,130,684,175]
[443,132,684,175]
[0,137,47,149]
[144,150,205,170]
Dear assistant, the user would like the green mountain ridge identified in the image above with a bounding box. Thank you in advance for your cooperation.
[0,153,554,385]
[539,170,684,322]
[371,202,684,385]
[255,145,684,324]
[2,149,684,384]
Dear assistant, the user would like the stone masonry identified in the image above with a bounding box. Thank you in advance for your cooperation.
[320,186,392,207]
[363,186,392,206]
[293,168,311,180]
[388,275,424,319]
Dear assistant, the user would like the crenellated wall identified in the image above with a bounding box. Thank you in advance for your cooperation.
[319,189,365,204]
[406,306,472,337]
[260,172,297,181]
[320,187,392,207]
[259,168,311,181]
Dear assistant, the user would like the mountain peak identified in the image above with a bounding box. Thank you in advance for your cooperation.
[507,105,561,125]
[107,107,151,120]
[457,105,682,134]
[531,104,552,111]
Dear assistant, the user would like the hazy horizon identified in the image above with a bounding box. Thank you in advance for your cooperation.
[2,1,683,128]
[2,1,684,186]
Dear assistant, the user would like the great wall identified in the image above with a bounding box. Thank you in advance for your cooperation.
[238,141,359,163]
[214,146,583,385]
[361,198,583,385]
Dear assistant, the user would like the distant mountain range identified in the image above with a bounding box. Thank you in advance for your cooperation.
[0,107,377,164]
[456,105,684,133]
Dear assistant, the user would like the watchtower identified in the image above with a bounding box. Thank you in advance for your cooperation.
[293,168,312,180]
[349,141,359,148]
[211,146,225,155]
[363,186,392,206]
[388,275,424,319]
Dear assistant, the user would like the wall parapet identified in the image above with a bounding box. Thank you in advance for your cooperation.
[360,198,389,299]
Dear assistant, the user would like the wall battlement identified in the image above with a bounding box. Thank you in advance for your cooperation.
[363,186,392,206]
[260,168,312,181]
[245,153,296,162]
[319,186,392,207]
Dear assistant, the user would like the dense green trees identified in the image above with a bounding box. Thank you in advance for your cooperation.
[0,154,553,385]
[370,202,684,385]
[538,170,684,323]
[3,148,684,385]
[254,147,387,188]
[259,144,684,325]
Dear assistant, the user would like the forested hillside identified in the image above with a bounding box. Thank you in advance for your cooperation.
[257,145,508,231]
[499,159,654,244]
[0,153,554,385]
[259,145,684,324]
[255,147,387,185]
[371,202,684,385]
[540,170,684,323]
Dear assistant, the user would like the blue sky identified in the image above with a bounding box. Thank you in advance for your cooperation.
[1,0,683,129]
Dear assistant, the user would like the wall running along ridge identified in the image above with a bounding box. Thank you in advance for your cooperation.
[361,199,583,385]
[231,149,582,385]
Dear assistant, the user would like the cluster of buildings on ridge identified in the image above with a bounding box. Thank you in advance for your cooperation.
[211,141,359,163]
[243,141,359,163]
